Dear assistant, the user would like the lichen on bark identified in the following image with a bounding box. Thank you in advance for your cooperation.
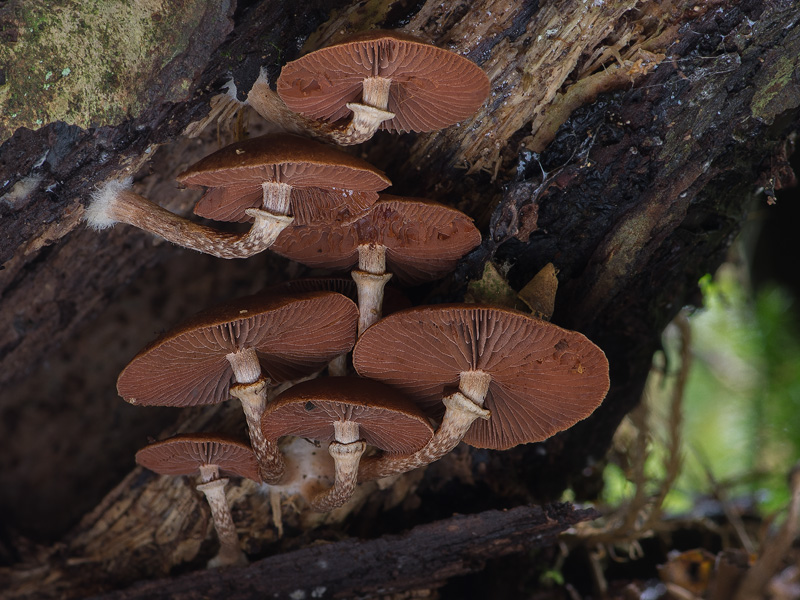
[0,0,234,143]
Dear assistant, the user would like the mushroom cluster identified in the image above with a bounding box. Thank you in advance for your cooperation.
[89,29,610,570]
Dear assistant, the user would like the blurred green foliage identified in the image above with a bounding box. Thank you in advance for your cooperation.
[601,264,800,516]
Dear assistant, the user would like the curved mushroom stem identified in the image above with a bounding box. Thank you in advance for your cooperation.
[226,348,286,484]
[310,420,367,512]
[247,70,323,137]
[246,69,393,146]
[195,477,249,568]
[330,76,395,144]
[337,103,395,145]
[358,370,492,482]
[351,243,392,336]
[85,180,291,258]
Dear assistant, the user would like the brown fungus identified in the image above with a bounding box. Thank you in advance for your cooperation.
[352,304,610,480]
[117,291,359,483]
[179,132,390,227]
[275,30,490,144]
[135,433,259,568]
[261,377,432,511]
[85,134,390,258]
[272,195,481,335]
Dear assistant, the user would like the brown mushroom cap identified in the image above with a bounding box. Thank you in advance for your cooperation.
[271,195,482,285]
[117,291,359,407]
[190,184,377,225]
[177,133,390,224]
[352,304,610,450]
[261,377,433,454]
[135,433,260,481]
[277,30,490,133]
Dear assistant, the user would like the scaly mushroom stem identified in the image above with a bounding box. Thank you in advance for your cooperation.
[246,69,394,146]
[310,420,367,512]
[226,348,286,484]
[85,181,291,258]
[247,70,322,137]
[195,477,249,568]
[358,370,492,482]
[340,103,395,144]
[226,347,262,384]
[261,181,292,216]
[334,76,395,144]
[248,182,295,240]
[352,243,392,336]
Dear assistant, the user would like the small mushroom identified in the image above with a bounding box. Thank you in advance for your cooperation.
[117,291,359,483]
[261,377,433,511]
[179,132,390,229]
[274,30,490,145]
[135,433,259,568]
[272,195,481,335]
[352,304,610,480]
[84,134,390,258]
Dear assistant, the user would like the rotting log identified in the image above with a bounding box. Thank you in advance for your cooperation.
[1,0,799,596]
[85,505,596,600]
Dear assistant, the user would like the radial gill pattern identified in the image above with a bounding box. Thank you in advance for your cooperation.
[353,305,610,450]
[277,32,489,133]
[194,184,375,225]
[261,377,433,454]
[117,292,358,407]
[135,433,260,481]
[271,197,481,285]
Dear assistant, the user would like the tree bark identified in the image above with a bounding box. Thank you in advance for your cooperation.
[1,0,799,596]
[5,504,595,600]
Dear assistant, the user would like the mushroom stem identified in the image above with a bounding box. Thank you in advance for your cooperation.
[199,463,220,483]
[362,76,392,110]
[246,68,391,146]
[327,76,395,144]
[327,353,349,377]
[262,181,293,216]
[352,271,393,335]
[341,103,396,145]
[226,347,262,384]
[233,380,286,484]
[85,181,290,258]
[195,477,249,568]
[357,242,387,275]
[458,369,492,406]
[352,243,392,335]
[310,420,366,512]
[333,419,361,445]
[226,349,286,484]
[246,70,320,137]
[358,370,492,482]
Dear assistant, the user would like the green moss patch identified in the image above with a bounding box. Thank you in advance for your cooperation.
[0,0,222,142]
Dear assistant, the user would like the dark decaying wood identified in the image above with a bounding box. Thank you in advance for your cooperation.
[86,504,595,600]
[1,0,799,596]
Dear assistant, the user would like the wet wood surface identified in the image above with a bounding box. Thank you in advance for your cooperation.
[1,0,799,596]
[88,504,596,600]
